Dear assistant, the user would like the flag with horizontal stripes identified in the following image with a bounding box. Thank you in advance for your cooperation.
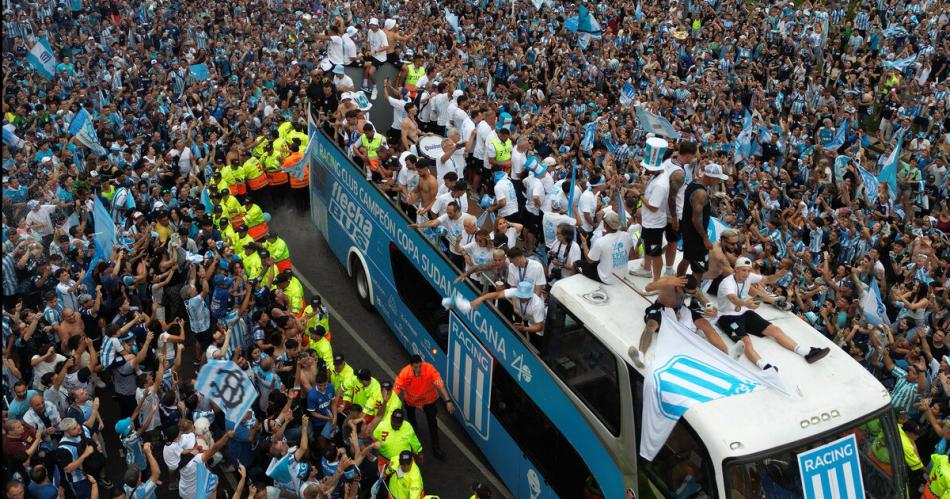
[635,106,681,140]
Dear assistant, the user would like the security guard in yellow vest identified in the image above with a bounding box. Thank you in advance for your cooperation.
[241,243,264,280]
[357,123,384,174]
[273,271,305,314]
[278,121,294,139]
[401,53,426,97]
[307,325,334,371]
[223,162,247,196]
[243,156,269,194]
[232,225,255,255]
[488,128,513,173]
[331,354,357,399]
[252,135,270,158]
[220,188,245,225]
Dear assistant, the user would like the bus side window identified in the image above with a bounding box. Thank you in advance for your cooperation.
[389,243,450,351]
[491,359,601,498]
[540,300,622,436]
[630,366,719,498]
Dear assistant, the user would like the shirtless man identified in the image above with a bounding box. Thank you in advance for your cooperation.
[400,102,423,151]
[629,275,729,368]
[412,158,439,222]
[57,308,85,351]
[704,228,742,296]
[382,18,416,65]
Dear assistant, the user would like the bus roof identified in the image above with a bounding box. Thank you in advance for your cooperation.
[549,258,891,460]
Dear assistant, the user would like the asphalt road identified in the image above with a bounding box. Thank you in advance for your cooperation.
[267,204,511,499]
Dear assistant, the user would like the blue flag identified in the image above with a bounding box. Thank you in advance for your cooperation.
[858,165,878,202]
[635,106,681,140]
[282,133,316,180]
[706,217,730,243]
[194,458,219,499]
[733,111,753,163]
[68,108,108,158]
[200,187,213,213]
[823,119,848,150]
[565,6,602,50]
[92,196,116,260]
[861,278,890,326]
[580,121,597,152]
[189,63,211,81]
[882,54,916,71]
[877,134,902,202]
[27,38,57,80]
[196,360,259,423]
[566,161,578,217]
[444,8,460,31]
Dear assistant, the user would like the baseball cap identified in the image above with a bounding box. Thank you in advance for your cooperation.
[333,354,345,364]
[399,450,413,464]
[604,211,622,230]
[735,257,753,269]
[703,163,728,180]
[115,417,133,436]
[356,368,372,381]
[391,408,405,420]
[369,17,379,26]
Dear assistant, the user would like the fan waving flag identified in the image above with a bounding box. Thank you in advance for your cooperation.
[619,82,636,108]
[858,165,879,202]
[27,38,57,80]
[823,119,848,150]
[877,134,903,202]
[68,108,108,158]
[861,278,891,327]
[565,6,602,50]
[194,458,219,499]
[635,106,682,140]
[640,309,789,460]
[196,360,258,423]
[706,216,730,243]
[733,111,753,163]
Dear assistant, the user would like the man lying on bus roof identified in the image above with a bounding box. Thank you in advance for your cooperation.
[716,258,830,371]
[630,275,730,368]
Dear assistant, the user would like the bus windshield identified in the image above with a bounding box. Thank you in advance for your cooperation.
[724,408,904,498]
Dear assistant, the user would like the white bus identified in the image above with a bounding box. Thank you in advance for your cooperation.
[547,259,905,498]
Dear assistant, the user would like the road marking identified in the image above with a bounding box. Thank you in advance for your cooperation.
[293,267,513,499]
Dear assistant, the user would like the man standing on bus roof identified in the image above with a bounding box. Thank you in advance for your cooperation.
[716,257,830,371]
[677,163,729,282]
[394,355,454,460]
[630,275,730,368]
[505,247,546,297]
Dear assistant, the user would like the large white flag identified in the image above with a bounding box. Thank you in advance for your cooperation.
[196,360,258,423]
[640,309,789,460]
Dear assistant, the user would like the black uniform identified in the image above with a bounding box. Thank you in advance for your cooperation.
[681,182,711,273]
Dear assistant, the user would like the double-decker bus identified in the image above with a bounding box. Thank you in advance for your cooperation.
[305,124,907,498]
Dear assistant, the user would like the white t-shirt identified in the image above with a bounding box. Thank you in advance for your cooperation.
[178,453,208,498]
[388,97,408,130]
[444,100,460,128]
[641,174,670,229]
[433,93,450,126]
[463,241,493,270]
[542,211,576,249]
[438,213,474,254]
[717,273,764,317]
[587,231,634,284]
[342,34,358,63]
[577,189,597,231]
[396,162,419,204]
[507,260,547,289]
[432,192,468,217]
[31,353,66,390]
[163,441,185,471]
[549,239,581,277]
[436,155,462,184]
[327,35,346,65]
[510,148,528,180]
[206,343,225,361]
[333,74,355,91]
[459,118,477,150]
[493,177,519,217]
[26,205,57,237]
[503,289,547,329]
[473,121,494,160]
[368,28,388,62]
[524,175,545,216]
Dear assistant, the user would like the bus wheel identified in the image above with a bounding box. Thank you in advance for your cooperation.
[352,259,373,311]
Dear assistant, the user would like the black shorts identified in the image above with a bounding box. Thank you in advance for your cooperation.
[502,211,523,225]
[523,211,542,235]
[641,227,665,257]
[386,52,401,65]
[682,237,710,273]
[644,303,664,326]
[369,57,386,68]
[686,299,706,322]
[346,59,365,68]
[717,311,772,341]
[664,223,681,243]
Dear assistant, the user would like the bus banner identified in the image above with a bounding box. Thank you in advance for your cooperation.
[796,433,866,499]
[447,312,493,441]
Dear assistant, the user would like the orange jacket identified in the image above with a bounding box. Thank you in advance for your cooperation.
[394,362,444,407]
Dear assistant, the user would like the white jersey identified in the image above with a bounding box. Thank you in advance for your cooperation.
[493,176,519,217]
[641,173,670,229]
[717,273,765,317]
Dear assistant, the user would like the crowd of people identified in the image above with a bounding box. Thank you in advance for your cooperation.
[2,0,950,497]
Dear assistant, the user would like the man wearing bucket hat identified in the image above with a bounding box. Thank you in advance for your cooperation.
[716,257,830,371]
[676,163,729,282]
[470,280,547,346]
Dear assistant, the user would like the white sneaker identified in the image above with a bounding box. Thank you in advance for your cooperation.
[732,341,745,360]
[371,86,378,100]
[663,268,675,276]
[628,346,645,368]
[630,268,652,278]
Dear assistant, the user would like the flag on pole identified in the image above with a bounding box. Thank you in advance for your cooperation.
[861,278,890,326]
[640,309,789,460]
[619,82,636,108]
[27,38,57,80]
[881,54,916,71]
[634,106,682,140]
[823,119,848,150]
[68,108,108,158]
[196,360,259,423]
[733,111,753,163]
[566,162,578,217]
[877,135,902,202]
[833,155,850,182]
[565,6,602,50]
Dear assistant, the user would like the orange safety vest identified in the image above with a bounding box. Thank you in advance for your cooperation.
[230,182,247,196]
[393,362,444,407]
[267,171,289,186]
[248,222,269,241]
[248,173,268,190]
[283,152,309,189]
[275,258,292,273]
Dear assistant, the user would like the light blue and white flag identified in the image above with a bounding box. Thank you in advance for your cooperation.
[833,155,850,181]
[27,38,57,80]
[200,187,214,213]
[877,134,902,202]
[565,6,602,50]
[823,119,848,150]
[196,360,259,423]
[882,25,908,39]
[566,161,578,217]
[92,196,117,261]
[68,108,108,158]
[194,458,219,499]
[706,217,730,243]
[858,165,878,202]
[619,82,636,108]
[2,126,25,149]
[733,111,753,163]
[189,63,211,81]
[640,309,789,460]
[635,106,682,140]
[444,8,460,31]
[882,54,916,71]
[580,121,597,152]
[861,278,890,326]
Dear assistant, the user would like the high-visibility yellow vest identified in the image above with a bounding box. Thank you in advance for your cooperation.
[405,64,426,87]
[490,137,512,162]
[361,134,383,159]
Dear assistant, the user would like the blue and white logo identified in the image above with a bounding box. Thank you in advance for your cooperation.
[797,434,866,499]
[447,313,493,440]
[653,355,757,419]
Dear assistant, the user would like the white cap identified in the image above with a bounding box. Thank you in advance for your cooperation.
[369,17,379,26]
[340,92,353,101]
[384,18,396,30]
[735,257,753,269]
[703,163,728,180]
[346,26,358,37]
[541,157,557,166]
[452,89,464,99]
